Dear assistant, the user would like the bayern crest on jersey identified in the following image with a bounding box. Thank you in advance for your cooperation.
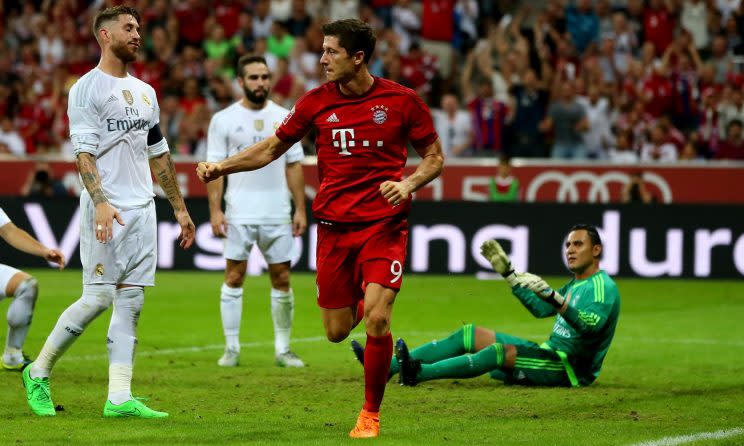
[371,104,388,125]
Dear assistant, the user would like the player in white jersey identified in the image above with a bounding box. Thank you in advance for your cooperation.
[207,55,307,368]
[22,6,195,419]
[0,207,65,370]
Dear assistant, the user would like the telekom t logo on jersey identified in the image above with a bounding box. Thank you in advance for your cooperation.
[331,128,383,156]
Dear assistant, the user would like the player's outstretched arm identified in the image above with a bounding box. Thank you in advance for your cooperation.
[0,223,65,269]
[197,135,294,183]
[77,153,124,243]
[380,138,444,206]
[149,152,195,249]
[480,239,556,318]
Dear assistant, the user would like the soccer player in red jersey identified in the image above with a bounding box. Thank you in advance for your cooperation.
[197,19,444,438]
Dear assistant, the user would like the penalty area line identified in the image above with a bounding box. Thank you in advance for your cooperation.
[627,427,744,446]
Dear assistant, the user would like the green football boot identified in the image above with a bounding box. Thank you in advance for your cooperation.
[22,363,56,416]
[103,399,169,418]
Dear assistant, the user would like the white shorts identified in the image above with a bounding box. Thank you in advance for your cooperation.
[0,264,22,298]
[224,223,294,264]
[80,198,157,286]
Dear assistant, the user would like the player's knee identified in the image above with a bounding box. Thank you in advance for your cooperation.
[364,311,390,334]
[269,266,290,290]
[224,272,245,288]
[81,284,115,315]
[13,277,38,303]
[325,326,351,343]
[6,277,38,327]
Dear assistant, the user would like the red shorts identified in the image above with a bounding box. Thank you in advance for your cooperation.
[315,217,408,309]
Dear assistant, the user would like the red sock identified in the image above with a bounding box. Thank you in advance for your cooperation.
[352,300,364,328]
[363,332,392,413]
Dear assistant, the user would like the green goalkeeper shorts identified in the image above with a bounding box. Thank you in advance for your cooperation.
[489,333,572,387]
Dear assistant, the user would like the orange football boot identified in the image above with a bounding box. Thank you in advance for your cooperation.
[349,409,380,438]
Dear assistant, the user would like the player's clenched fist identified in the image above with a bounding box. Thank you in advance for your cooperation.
[197,162,222,183]
[380,180,413,206]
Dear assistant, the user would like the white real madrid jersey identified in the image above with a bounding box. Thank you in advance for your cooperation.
[68,68,168,210]
[0,207,10,228]
[206,100,304,225]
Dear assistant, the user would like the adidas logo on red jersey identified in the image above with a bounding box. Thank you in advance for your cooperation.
[326,113,340,123]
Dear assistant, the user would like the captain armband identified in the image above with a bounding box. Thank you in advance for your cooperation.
[147,124,170,158]
[71,134,100,157]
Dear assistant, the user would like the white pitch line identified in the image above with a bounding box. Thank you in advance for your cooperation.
[627,427,744,446]
[63,332,744,362]
[65,331,447,362]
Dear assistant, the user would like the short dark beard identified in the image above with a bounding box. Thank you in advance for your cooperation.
[244,87,267,106]
[111,40,137,63]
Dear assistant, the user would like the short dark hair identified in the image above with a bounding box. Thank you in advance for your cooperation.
[728,119,743,130]
[93,6,140,39]
[322,19,376,63]
[237,54,269,77]
[570,224,602,246]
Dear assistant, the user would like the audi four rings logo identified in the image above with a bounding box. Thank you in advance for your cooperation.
[525,170,673,203]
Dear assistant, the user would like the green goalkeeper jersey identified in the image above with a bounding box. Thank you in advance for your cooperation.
[511,270,620,386]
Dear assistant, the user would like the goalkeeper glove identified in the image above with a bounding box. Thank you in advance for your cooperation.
[516,272,565,309]
[480,240,519,286]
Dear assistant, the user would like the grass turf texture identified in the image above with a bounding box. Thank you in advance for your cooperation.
[1,270,743,445]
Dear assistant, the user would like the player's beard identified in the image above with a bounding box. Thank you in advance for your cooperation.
[111,40,138,63]
[244,87,268,106]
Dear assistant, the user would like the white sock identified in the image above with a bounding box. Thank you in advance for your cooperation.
[4,278,38,362]
[107,287,144,405]
[31,284,115,379]
[271,288,293,356]
[220,283,243,352]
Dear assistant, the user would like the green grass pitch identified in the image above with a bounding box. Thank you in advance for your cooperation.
[1,270,743,445]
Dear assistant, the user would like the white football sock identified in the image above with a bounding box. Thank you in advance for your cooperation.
[107,287,144,405]
[4,278,38,362]
[31,284,115,379]
[220,283,243,352]
[271,288,293,355]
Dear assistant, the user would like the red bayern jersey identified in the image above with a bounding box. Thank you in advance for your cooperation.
[276,77,438,223]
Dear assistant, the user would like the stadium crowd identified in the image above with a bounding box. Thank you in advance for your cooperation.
[0,0,743,162]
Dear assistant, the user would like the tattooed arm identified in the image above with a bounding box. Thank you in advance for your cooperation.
[149,151,195,249]
[76,153,123,243]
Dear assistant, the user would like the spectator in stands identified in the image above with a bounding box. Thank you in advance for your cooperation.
[641,124,679,162]
[420,0,456,80]
[0,116,25,157]
[253,0,274,40]
[391,0,421,55]
[232,10,256,57]
[681,0,710,51]
[267,21,295,59]
[432,92,473,157]
[464,78,509,156]
[718,86,744,137]
[542,81,589,159]
[328,0,360,22]
[565,0,599,54]
[716,119,744,159]
[203,25,234,78]
[285,0,313,38]
[643,0,676,56]
[578,83,613,159]
[507,69,549,158]
[608,129,639,164]
[21,163,68,197]
[709,34,733,83]
[489,155,520,202]
[623,171,655,203]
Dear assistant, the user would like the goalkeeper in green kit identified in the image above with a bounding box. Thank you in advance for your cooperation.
[352,224,620,387]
